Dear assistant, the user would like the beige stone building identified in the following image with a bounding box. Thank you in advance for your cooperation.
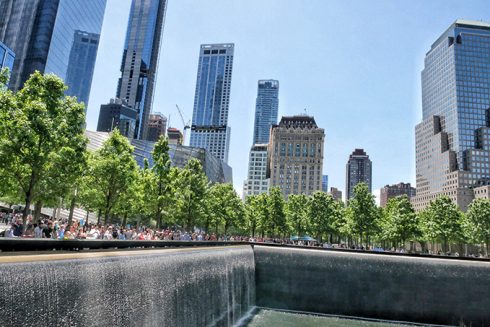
[268,116,324,198]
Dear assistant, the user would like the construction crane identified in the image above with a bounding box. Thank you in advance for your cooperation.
[175,104,191,144]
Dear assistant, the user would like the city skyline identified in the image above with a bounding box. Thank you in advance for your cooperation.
[82,0,490,198]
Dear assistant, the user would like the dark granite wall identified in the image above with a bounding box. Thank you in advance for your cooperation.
[254,246,490,326]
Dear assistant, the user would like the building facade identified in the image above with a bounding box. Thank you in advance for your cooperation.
[86,130,232,184]
[268,116,324,198]
[189,43,234,163]
[243,144,270,198]
[167,128,183,145]
[253,80,279,144]
[412,20,490,211]
[116,0,167,140]
[322,175,329,193]
[97,98,138,138]
[0,41,14,71]
[328,187,343,202]
[65,31,100,107]
[0,0,106,105]
[380,182,416,207]
[146,113,167,142]
[345,149,372,201]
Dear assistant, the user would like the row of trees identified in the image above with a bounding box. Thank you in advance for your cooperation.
[244,183,490,256]
[0,71,488,255]
[0,70,245,234]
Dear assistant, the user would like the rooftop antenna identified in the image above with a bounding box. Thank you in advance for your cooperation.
[304,108,308,115]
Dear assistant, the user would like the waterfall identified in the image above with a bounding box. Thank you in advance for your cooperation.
[0,246,255,327]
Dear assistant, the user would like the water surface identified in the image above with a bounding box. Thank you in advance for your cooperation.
[246,309,411,327]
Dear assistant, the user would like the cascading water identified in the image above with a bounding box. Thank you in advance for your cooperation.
[0,246,255,327]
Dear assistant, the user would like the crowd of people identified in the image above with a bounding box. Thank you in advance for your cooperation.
[0,211,487,258]
[0,211,263,242]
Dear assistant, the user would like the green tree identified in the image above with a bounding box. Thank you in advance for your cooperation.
[380,195,419,249]
[420,196,462,253]
[286,194,309,236]
[175,159,207,231]
[463,198,490,257]
[206,183,244,234]
[308,192,343,243]
[87,130,138,224]
[244,195,262,237]
[150,136,172,228]
[267,187,287,237]
[346,182,379,246]
[0,72,87,229]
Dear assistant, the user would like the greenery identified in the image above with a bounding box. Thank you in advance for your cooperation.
[1,71,489,256]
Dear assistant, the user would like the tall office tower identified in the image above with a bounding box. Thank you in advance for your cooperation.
[0,0,106,103]
[322,175,329,193]
[65,31,100,107]
[243,144,270,198]
[253,80,279,144]
[268,116,325,198]
[0,41,14,85]
[345,149,372,201]
[146,113,167,142]
[116,0,167,140]
[189,43,234,163]
[97,98,138,138]
[412,20,490,211]
[380,183,416,208]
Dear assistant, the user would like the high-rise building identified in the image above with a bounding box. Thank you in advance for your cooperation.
[65,31,100,107]
[116,0,167,140]
[0,0,106,105]
[0,41,14,85]
[380,183,416,208]
[268,116,325,198]
[189,43,234,163]
[328,187,343,202]
[322,175,329,193]
[167,127,183,145]
[97,98,137,138]
[412,20,490,211]
[253,80,279,144]
[345,149,372,201]
[147,113,167,142]
[243,144,270,198]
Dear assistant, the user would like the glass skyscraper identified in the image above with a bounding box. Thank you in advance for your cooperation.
[0,0,106,107]
[116,0,167,140]
[413,20,490,211]
[253,80,279,144]
[0,41,14,84]
[189,43,235,164]
[345,149,372,201]
[65,31,100,107]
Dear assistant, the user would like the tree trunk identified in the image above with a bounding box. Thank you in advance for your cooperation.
[104,211,109,225]
[122,213,128,227]
[22,190,34,233]
[156,205,162,229]
[67,196,76,227]
[97,209,101,225]
[33,201,43,223]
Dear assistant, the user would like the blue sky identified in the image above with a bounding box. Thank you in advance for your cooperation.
[86,0,490,199]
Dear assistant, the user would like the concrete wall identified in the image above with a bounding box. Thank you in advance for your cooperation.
[254,246,490,326]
